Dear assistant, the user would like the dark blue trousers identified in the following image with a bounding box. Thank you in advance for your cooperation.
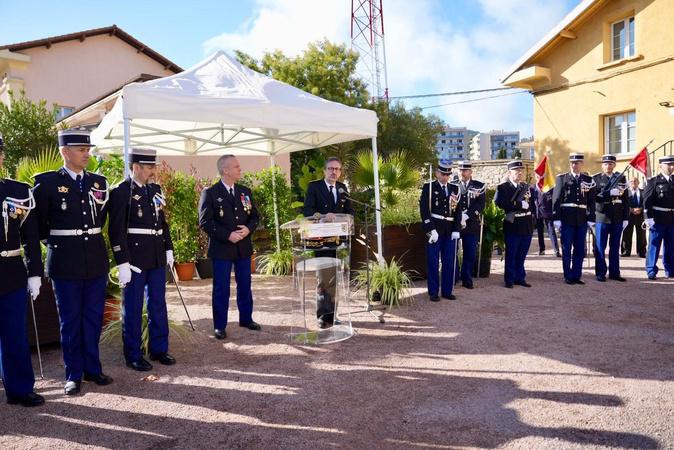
[561,223,587,281]
[0,288,35,397]
[426,235,457,297]
[646,223,674,278]
[122,267,169,362]
[594,222,623,278]
[52,275,107,381]
[504,233,532,285]
[459,234,479,285]
[212,257,253,330]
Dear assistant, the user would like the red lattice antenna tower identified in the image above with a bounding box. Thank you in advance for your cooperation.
[351,0,389,102]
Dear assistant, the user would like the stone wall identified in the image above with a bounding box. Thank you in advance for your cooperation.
[460,159,535,188]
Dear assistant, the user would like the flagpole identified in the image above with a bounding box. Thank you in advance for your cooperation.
[607,139,654,191]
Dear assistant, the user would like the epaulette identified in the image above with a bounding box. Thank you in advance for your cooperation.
[1,178,31,191]
[33,170,59,183]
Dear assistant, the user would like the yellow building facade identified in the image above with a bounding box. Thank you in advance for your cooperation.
[502,0,674,176]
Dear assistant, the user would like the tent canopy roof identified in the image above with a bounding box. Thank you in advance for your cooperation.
[92,51,378,156]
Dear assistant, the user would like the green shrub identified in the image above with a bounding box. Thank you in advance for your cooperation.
[354,258,415,308]
[256,249,294,276]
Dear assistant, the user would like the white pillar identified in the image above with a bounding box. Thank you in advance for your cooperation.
[371,137,384,262]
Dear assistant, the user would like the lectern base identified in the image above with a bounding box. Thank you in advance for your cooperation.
[290,323,355,345]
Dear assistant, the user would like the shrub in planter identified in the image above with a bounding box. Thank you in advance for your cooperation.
[354,258,415,308]
[257,250,293,276]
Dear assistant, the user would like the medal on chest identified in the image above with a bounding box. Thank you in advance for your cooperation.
[137,206,143,218]
[61,198,67,211]
[219,207,224,217]
[240,193,252,214]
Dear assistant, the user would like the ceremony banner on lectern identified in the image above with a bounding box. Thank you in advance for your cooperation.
[281,214,354,344]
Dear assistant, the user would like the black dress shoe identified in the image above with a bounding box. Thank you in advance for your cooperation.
[647,274,656,280]
[150,353,176,365]
[609,276,626,282]
[214,329,227,340]
[462,282,474,289]
[442,294,456,300]
[564,279,574,285]
[7,392,45,407]
[64,381,81,395]
[126,358,153,371]
[83,373,113,386]
[317,318,332,329]
[239,321,261,331]
[539,250,545,255]
[596,276,606,282]
[575,280,585,285]
[504,283,513,288]
[516,281,532,287]
[555,251,562,257]
[429,295,440,302]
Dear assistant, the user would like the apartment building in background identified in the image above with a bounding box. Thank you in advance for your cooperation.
[435,126,477,162]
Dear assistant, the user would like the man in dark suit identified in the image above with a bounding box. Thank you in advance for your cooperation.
[495,160,536,288]
[592,154,629,282]
[302,157,354,328]
[454,161,485,289]
[32,129,113,395]
[534,188,560,257]
[108,148,175,371]
[644,155,674,279]
[199,155,260,340]
[621,177,646,257]
[420,162,462,301]
[552,153,596,285]
[0,136,45,407]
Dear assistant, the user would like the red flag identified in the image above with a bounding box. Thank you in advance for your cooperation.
[534,154,554,192]
[629,147,649,177]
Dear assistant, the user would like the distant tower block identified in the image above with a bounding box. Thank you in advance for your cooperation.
[351,0,389,102]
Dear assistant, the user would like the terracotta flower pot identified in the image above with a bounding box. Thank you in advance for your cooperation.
[174,262,196,281]
[103,297,121,326]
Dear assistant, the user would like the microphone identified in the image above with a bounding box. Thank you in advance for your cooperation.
[338,187,349,204]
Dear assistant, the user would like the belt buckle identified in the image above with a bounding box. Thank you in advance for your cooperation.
[151,229,157,235]
[76,229,83,236]
[0,251,7,257]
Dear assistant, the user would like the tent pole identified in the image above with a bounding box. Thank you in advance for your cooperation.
[270,150,281,253]
[123,116,130,176]
[371,137,384,262]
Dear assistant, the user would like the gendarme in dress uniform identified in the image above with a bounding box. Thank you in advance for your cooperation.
[643,155,674,279]
[454,161,486,289]
[32,129,113,395]
[108,148,176,371]
[0,135,45,407]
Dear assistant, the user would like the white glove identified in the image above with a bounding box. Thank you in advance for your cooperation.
[118,263,132,286]
[587,221,595,228]
[610,188,619,196]
[461,212,469,223]
[166,250,174,267]
[622,220,628,230]
[428,229,439,244]
[451,232,460,240]
[645,218,655,228]
[27,276,42,300]
[553,220,562,231]
[521,200,529,210]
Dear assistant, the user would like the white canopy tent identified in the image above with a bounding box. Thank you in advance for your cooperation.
[91,51,383,258]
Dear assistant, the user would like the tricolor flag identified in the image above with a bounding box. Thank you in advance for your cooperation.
[534,154,555,193]
[628,146,649,178]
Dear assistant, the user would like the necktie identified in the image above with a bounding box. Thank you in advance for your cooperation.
[329,185,335,204]
[75,174,83,192]
[229,187,234,198]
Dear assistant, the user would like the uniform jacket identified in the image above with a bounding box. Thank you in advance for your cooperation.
[0,178,43,297]
[302,180,354,216]
[552,172,596,225]
[199,181,259,260]
[419,180,462,236]
[494,181,535,235]
[593,172,629,224]
[644,173,674,226]
[108,178,173,270]
[455,178,485,235]
[535,188,554,220]
[33,168,109,280]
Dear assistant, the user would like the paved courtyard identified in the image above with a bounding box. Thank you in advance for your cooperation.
[1,252,673,449]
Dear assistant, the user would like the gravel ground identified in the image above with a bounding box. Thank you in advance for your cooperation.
[1,251,673,449]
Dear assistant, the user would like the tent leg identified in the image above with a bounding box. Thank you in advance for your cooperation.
[371,137,383,263]
[123,117,131,176]
[270,154,281,253]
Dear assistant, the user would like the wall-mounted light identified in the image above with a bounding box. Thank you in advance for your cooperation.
[659,101,673,107]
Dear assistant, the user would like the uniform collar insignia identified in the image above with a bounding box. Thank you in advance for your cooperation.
[132,194,142,201]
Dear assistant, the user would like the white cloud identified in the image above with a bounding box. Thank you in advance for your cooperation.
[202,0,574,136]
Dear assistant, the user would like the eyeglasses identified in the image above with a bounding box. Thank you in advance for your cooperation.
[325,167,342,172]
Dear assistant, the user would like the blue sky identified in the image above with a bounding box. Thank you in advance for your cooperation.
[2,0,580,136]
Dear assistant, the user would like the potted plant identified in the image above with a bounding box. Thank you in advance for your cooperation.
[354,258,415,308]
[256,249,294,276]
[473,190,505,278]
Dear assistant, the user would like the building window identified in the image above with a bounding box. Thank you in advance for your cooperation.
[55,105,75,120]
[604,111,636,154]
[611,17,635,61]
